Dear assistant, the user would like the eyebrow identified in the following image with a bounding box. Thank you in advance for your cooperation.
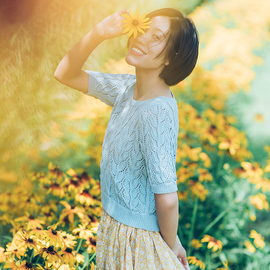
[152,27,163,33]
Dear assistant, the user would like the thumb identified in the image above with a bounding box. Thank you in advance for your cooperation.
[181,257,190,270]
[120,9,130,15]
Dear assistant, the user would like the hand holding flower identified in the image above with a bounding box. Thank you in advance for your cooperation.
[94,9,130,40]
[121,10,151,38]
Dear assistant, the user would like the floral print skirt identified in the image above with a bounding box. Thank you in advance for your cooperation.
[96,209,185,270]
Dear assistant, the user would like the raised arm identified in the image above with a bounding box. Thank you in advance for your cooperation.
[54,9,130,93]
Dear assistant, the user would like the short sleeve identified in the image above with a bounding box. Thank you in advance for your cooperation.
[139,104,178,194]
[85,71,135,107]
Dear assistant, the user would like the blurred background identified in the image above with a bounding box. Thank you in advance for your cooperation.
[0,0,270,268]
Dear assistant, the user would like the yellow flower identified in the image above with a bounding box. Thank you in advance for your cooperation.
[122,10,151,38]
[219,137,240,155]
[201,235,223,252]
[58,265,76,270]
[61,231,77,248]
[48,162,64,181]
[38,245,62,265]
[0,247,6,263]
[76,253,85,264]
[241,162,264,179]
[197,168,213,182]
[188,180,209,201]
[44,223,65,248]
[60,201,85,224]
[249,230,265,249]
[177,191,188,201]
[14,261,37,270]
[182,160,199,171]
[63,169,89,193]
[16,230,40,252]
[199,152,212,167]
[250,193,269,210]
[216,260,229,270]
[3,261,17,269]
[249,214,256,221]
[59,247,76,267]
[252,177,270,192]
[73,224,93,239]
[5,242,26,259]
[187,256,205,269]
[191,239,202,249]
[244,240,256,253]
[86,235,97,253]
[90,262,95,270]
[47,182,65,198]
[76,189,95,206]
[15,213,45,230]
[264,162,270,173]
[177,167,195,184]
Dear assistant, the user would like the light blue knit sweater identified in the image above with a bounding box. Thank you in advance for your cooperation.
[85,71,179,231]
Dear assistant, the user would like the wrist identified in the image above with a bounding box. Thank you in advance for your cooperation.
[91,24,107,42]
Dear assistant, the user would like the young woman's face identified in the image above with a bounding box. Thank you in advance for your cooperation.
[125,16,171,71]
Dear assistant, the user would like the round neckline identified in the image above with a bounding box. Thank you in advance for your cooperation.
[131,85,176,103]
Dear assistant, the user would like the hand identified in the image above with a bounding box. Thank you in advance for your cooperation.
[171,237,190,270]
[94,9,130,40]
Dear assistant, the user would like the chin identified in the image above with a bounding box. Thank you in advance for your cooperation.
[125,54,137,67]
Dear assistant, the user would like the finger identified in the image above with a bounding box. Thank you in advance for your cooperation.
[181,257,190,270]
[120,9,130,15]
[181,256,188,266]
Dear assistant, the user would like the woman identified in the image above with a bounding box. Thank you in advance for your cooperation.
[54,8,199,270]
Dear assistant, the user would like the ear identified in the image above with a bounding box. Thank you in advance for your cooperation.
[165,61,169,66]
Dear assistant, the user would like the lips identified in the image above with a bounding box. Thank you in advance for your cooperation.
[131,46,146,55]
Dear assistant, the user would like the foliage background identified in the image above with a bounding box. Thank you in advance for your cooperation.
[0,0,270,269]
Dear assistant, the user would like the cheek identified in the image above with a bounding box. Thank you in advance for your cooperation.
[127,37,135,49]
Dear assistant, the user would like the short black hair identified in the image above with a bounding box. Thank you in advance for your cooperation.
[146,8,199,86]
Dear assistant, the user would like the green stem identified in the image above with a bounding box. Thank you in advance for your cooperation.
[76,238,83,253]
[215,153,224,180]
[187,196,199,256]
[206,250,211,270]
[34,255,41,266]
[199,199,236,238]
[82,253,96,270]
[29,249,34,262]
[0,225,2,246]
[89,252,96,262]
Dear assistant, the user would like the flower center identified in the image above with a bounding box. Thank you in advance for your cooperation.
[26,262,33,268]
[52,229,57,235]
[48,246,54,252]
[66,247,72,253]
[132,20,139,26]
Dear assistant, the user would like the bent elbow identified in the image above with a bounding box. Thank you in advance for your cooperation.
[155,192,178,210]
[53,69,64,82]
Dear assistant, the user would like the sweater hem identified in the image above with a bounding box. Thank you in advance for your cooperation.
[102,195,160,232]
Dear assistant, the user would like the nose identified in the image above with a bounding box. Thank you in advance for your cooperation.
[135,32,147,45]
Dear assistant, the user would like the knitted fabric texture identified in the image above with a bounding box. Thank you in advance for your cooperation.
[85,71,179,231]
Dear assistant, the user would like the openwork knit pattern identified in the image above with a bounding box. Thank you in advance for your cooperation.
[85,71,179,231]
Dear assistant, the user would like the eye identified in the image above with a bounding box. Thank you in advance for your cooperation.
[152,34,161,40]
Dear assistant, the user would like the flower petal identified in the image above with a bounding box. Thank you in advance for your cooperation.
[122,14,131,20]
[137,28,146,34]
